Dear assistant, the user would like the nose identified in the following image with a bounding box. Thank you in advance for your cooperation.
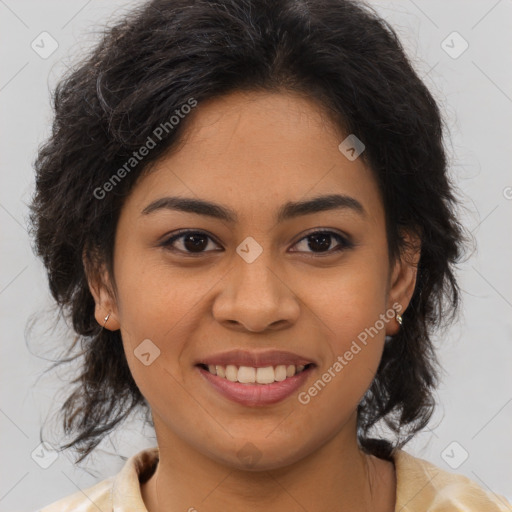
[212,252,300,333]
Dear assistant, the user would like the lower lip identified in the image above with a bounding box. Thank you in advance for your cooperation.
[197,365,314,407]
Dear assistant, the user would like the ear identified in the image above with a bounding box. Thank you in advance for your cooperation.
[83,250,121,331]
[385,229,421,336]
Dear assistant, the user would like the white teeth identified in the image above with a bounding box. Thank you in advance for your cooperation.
[204,363,309,384]
[256,366,275,384]
[237,366,256,383]
[274,365,287,382]
[225,364,238,382]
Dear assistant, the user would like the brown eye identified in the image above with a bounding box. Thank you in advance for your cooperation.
[161,229,352,257]
[291,230,352,255]
[162,230,221,254]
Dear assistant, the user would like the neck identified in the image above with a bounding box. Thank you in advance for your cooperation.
[141,413,395,512]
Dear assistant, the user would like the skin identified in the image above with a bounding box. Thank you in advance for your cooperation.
[88,90,420,512]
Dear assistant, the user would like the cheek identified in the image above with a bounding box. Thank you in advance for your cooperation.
[113,247,206,339]
[300,255,389,347]
[114,269,203,431]
[295,253,389,402]
[297,290,388,430]
[112,252,217,397]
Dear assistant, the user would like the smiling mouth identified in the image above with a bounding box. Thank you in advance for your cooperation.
[197,363,315,385]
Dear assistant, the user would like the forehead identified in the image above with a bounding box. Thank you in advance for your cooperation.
[124,90,384,227]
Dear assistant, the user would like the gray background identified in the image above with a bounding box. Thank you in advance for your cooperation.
[1,1,511,510]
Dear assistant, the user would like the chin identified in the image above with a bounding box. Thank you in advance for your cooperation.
[204,436,315,472]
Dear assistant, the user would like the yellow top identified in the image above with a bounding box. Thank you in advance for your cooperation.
[38,446,511,511]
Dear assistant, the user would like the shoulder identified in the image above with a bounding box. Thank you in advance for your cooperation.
[37,446,159,512]
[393,449,512,512]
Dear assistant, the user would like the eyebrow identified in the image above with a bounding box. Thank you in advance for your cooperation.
[141,193,366,223]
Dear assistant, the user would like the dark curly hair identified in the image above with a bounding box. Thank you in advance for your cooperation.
[29,0,469,464]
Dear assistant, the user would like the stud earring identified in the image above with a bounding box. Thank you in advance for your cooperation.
[102,312,111,329]
[395,310,403,326]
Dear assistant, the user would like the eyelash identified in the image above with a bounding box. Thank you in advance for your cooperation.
[160,229,353,257]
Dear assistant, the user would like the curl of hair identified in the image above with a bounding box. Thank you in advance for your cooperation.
[29,0,469,464]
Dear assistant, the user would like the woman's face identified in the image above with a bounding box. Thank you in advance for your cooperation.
[91,90,418,469]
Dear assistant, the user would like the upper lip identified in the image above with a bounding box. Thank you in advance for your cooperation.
[197,349,316,368]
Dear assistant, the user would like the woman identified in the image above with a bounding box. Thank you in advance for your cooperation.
[29,0,510,510]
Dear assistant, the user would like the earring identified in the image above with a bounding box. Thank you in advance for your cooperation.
[102,312,111,329]
[395,310,403,326]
